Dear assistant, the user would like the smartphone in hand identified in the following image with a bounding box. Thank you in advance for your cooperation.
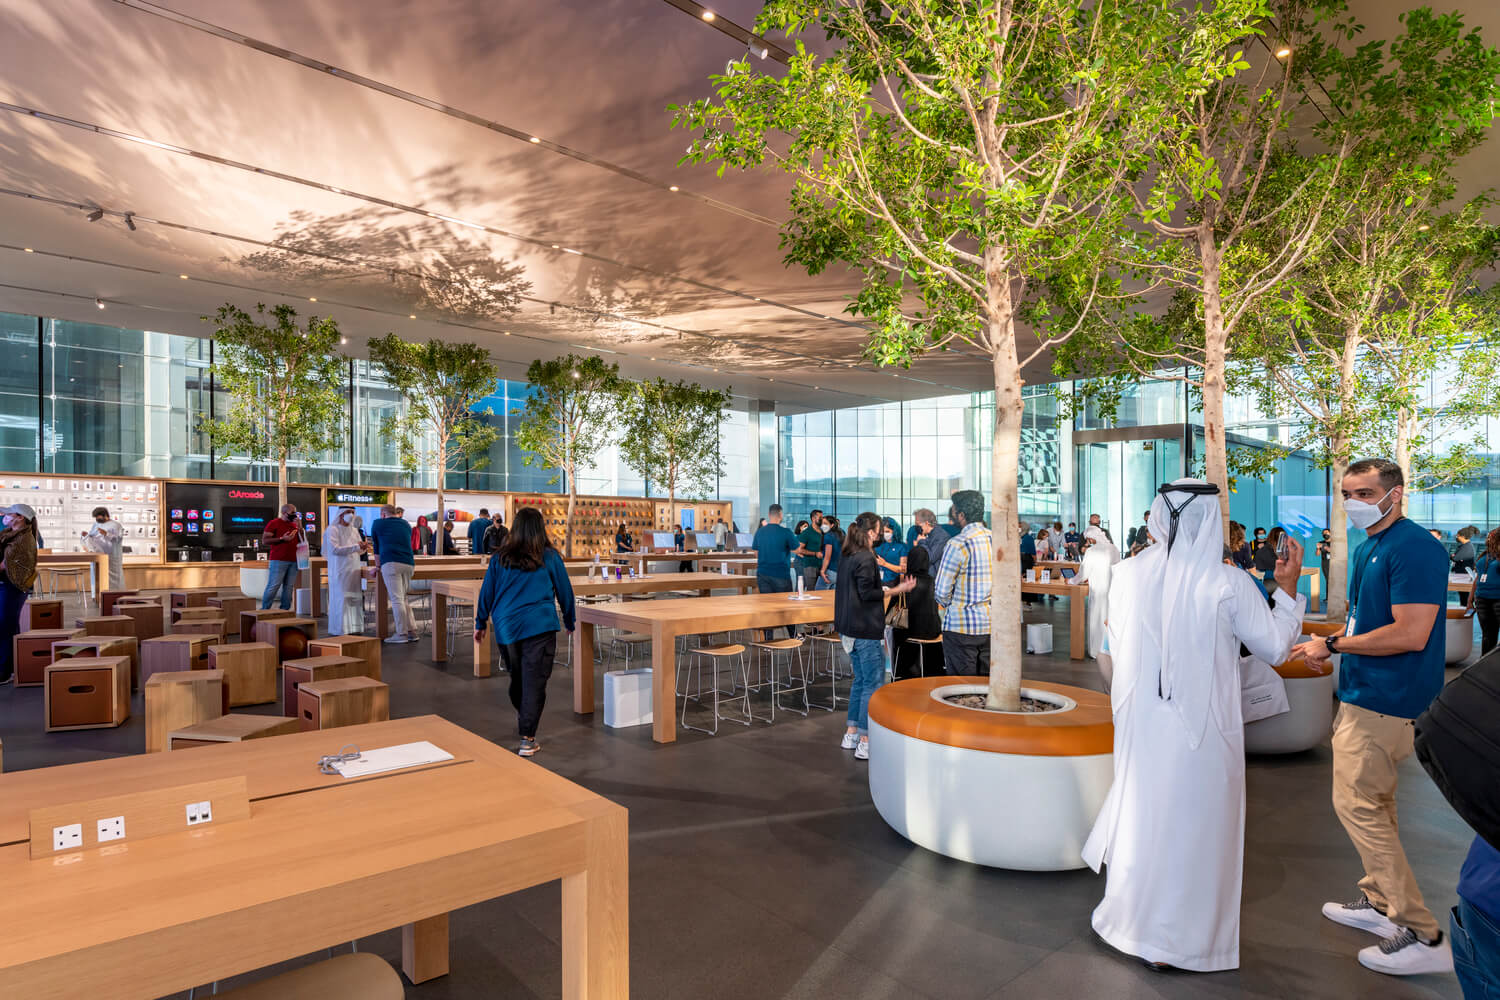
[1276,532,1290,561]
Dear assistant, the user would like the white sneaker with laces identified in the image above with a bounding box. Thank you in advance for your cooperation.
[1357,927,1453,976]
[1322,896,1399,937]
[840,731,859,750]
[384,633,409,644]
[854,739,869,760]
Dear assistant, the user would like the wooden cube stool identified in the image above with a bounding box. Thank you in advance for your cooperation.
[20,599,64,631]
[168,713,299,749]
[172,606,223,624]
[12,629,84,687]
[307,633,382,679]
[297,676,389,731]
[208,642,278,706]
[115,600,165,642]
[144,668,224,753]
[140,634,212,684]
[209,595,256,622]
[53,635,140,690]
[255,617,317,662]
[241,607,294,644]
[173,617,227,643]
[281,654,366,713]
[169,589,214,609]
[44,655,132,732]
[100,589,139,617]
[72,615,135,638]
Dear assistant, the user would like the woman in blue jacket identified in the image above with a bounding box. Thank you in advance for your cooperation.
[474,507,576,756]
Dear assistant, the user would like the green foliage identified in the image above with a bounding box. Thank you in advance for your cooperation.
[200,303,347,498]
[366,333,499,484]
[512,355,623,489]
[617,380,729,504]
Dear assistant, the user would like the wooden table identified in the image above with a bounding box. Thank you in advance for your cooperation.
[307,555,485,620]
[1021,580,1090,660]
[0,716,628,998]
[574,591,836,743]
[619,551,756,574]
[431,573,761,676]
[373,564,489,639]
[37,552,110,601]
[1302,566,1323,613]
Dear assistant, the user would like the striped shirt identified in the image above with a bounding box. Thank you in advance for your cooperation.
[933,522,993,635]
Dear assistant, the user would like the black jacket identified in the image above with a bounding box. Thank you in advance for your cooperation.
[834,549,885,640]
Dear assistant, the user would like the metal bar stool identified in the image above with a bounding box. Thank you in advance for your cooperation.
[804,631,846,710]
[611,632,651,669]
[679,643,751,735]
[901,636,944,680]
[749,637,808,720]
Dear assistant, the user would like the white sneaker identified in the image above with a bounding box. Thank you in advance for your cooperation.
[1323,896,1399,937]
[840,731,859,750]
[854,739,869,760]
[1358,928,1453,976]
[384,633,409,644]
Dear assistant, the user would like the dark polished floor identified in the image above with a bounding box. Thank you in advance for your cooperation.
[0,593,1474,999]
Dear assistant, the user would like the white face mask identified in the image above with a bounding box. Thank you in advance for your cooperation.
[1345,487,1397,531]
[883,533,893,543]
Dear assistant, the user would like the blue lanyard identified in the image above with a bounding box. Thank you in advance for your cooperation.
[1348,518,1402,618]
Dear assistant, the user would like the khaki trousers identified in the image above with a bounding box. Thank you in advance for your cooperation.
[1331,702,1440,939]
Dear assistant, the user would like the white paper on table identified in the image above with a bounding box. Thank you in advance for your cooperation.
[332,741,454,778]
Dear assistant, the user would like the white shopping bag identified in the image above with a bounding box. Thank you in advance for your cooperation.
[1025,622,1053,654]
[1239,655,1290,723]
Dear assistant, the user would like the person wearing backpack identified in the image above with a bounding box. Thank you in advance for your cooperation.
[1468,528,1500,655]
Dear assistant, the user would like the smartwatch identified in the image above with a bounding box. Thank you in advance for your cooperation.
[1324,634,1340,655]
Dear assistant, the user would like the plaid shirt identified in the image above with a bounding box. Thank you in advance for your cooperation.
[933,522,993,635]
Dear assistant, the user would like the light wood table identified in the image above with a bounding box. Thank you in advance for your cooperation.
[307,555,484,620]
[699,559,756,575]
[36,552,109,601]
[618,551,756,575]
[574,591,836,743]
[431,572,760,676]
[1021,580,1090,660]
[373,564,488,640]
[0,716,628,999]
[1302,566,1323,613]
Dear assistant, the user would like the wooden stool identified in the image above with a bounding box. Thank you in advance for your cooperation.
[168,713,299,749]
[173,617,227,643]
[207,642,278,706]
[904,636,945,679]
[115,600,165,641]
[53,635,140,691]
[213,953,403,1000]
[169,589,214,609]
[307,633,381,678]
[241,607,294,644]
[282,654,366,713]
[144,668,224,753]
[20,599,63,631]
[12,629,84,687]
[45,656,131,731]
[255,617,317,662]
[140,634,212,684]
[208,595,256,623]
[72,615,135,638]
[297,676,389,731]
[100,589,139,617]
[172,606,224,624]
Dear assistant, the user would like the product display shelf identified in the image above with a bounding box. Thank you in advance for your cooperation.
[0,474,161,564]
[510,495,656,560]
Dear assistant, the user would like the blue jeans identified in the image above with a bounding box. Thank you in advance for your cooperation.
[846,638,885,736]
[816,569,837,591]
[1455,897,1500,998]
[261,559,298,610]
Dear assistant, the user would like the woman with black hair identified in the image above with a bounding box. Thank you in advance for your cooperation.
[837,512,913,760]
[474,507,576,757]
[818,516,844,590]
[890,545,944,679]
[0,503,38,684]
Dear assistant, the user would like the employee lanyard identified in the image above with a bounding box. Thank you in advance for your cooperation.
[1347,517,1403,620]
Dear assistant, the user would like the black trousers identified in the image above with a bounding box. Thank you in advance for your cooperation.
[943,630,990,676]
[756,574,796,639]
[0,578,25,682]
[1476,596,1500,655]
[499,631,558,739]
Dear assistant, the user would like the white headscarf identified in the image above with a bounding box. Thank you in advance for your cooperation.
[1115,478,1226,750]
[326,508,361,551]
[1083,526,1120,564]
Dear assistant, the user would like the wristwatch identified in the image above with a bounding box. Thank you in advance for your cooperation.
[1324,634,1341,655]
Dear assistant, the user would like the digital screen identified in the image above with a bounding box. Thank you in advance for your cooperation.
[164,482,322,561]
[694,532,715,548]
[734,533,753,548]
[224,507,274,533]
[651,532,676,549]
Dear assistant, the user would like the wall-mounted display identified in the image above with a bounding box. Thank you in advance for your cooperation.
[0,475,160,563]
[511,494,656,559]
[163,482,323,562]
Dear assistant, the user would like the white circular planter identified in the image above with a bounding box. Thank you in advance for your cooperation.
[239,566,268,600]
[1446,609,1475,665]
[867,679,1113,872]
[1244,671,1335,755]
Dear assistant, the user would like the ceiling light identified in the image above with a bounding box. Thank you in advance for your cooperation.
[503,331,511,335]
[571,370,580,379]
[1418,223,1431,231]
[86,208,103,222]
[340,336,347,344]
[529,136,541,144]
[23,247,33,253]
[95,298,104,309]
[179,273,188,279]
[309,297,317,302]
[124,213,136,231]
[1275,45,1291,58]
[701,9,715,21]
[749,40,769,59]
[669,185,680,192]
[409,313,416,319]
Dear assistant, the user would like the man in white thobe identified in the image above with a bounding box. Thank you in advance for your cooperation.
[323,507,366,636]
[1082,479,1305,971]
[1075,526,1119,661]
[81,505,124,591]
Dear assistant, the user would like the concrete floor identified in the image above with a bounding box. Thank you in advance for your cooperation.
[0,592,1473,999]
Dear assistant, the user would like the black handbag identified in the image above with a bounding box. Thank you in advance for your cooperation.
[1415,645,1500,848]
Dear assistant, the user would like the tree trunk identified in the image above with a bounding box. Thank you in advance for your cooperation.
[985,262,1023,712]
[1199,231,1230,530]
[277,456,288,510]
[1394,406,1411,515]
[565,471,576,559]
[434,437,446,552]
[1326,450,1350,621]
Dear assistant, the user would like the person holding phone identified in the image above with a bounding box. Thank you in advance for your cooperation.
[259,503,303,610]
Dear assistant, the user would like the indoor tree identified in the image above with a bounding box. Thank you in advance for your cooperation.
[673,0,1260,709]
[617,379,729,514]
[366,334,500,533]
[200,302,346,507]
[512,354,622,557]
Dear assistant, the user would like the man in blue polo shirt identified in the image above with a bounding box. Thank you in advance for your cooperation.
[1295,458,1451,976]
[753,504,799,638]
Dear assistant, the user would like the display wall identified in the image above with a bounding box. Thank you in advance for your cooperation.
[0,474,161,563]
[163,482,324,562]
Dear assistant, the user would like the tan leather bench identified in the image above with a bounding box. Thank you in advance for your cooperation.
[215,953,402,1000]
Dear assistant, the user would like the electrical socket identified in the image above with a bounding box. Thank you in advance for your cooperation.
[185,800,213,826]
[97,816,125,843]
[53,823,83,852]
[185,802,201,826]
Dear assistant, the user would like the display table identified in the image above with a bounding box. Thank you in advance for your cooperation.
[372,564,488,640]
[1020,580,1090,660]
[36,552,109,601]
[618,551,756,575]
[0,716,628,998]
[306,555,484,621]
[574,591,836,743]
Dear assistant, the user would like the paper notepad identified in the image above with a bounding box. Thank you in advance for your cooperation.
[332,741,454,778]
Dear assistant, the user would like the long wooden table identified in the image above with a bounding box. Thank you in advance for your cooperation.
[373,564,488,639]
[307,554,485,620]
[1022,579,1090,660]
[574,591,836,743]
[0,716,627,998]
[431,572,762,675]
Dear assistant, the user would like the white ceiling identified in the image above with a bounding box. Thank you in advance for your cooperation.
[0,0,1493,410]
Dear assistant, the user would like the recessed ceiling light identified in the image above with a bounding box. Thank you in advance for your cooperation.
[308,297,317,302]
[340,336,347,344]
[95,298,105,309]
[551,244,560,250]
[529,136,541,144]
[1275,45,1291,58]
[701,9,715,21]
[669,185,680,192]
[179,273,188,279]
[503,330,511,335]
[409,314,416,319]
[23,247,33,253]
